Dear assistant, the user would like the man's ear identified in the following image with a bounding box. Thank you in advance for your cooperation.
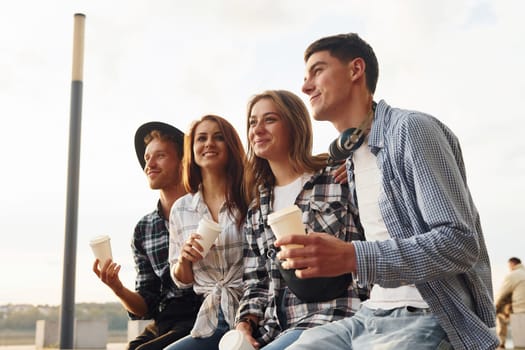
[348,57,365,81]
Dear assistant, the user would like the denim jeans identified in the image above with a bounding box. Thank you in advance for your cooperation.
[163,308,229,350]
[261,329,304,350]
[285,306,452,350]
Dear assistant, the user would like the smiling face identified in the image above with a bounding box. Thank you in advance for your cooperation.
[302,50,355,127]
[193,119,228,172]
[144,138,181,190]
[248,98,291,163]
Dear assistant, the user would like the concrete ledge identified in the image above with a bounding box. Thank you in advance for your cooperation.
[127,320,153,342]
[75,320,108,349]
[511,313,525,348]
[35,319,108,349]
[36,320,58,348]
[0,343,126,350]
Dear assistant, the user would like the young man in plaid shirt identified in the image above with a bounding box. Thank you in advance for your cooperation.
[93,122,201,350]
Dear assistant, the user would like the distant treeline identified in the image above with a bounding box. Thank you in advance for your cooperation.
[0,302,128,331]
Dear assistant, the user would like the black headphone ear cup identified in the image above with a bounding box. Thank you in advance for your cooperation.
[347,131,365,151]
[328,103,375,164]
[337,128,356,151]
[328,127,365,163]
[349,133,361,144]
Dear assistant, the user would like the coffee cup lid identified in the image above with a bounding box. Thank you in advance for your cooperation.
[267,205,301,225]
[89,235,110,245]
[200,217,222,231]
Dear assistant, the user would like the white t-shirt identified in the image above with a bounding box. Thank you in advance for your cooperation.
[353,140,428,310]
[273,175,307,211]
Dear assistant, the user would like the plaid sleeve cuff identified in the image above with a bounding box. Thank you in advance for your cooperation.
[353,240,379,285]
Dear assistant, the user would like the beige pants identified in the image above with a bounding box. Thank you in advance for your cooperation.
[496,303,512,346]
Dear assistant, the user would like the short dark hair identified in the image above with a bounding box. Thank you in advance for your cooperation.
[509,257,521,265]
[304,33,379,94]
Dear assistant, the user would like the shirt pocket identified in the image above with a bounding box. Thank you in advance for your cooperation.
[306,200,347,238]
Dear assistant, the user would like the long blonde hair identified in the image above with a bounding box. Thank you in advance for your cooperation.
[245,90,328,207]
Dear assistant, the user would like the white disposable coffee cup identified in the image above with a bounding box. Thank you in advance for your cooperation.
[219,330,255,350]
[267,205,305,249]
[89,235,113,269]
[196,217,222,258]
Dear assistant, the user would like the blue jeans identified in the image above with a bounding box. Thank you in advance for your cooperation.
[163,308,229,350]
[285,306,452,350]
[261,329,304,350]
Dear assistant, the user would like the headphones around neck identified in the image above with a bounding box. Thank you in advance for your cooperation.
[327,102,376,164]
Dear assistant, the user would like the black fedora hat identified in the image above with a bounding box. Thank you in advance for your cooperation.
[134,121,185,169]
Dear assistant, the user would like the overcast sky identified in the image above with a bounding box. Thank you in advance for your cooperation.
[1,0,524,306]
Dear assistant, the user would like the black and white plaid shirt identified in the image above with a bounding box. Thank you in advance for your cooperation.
[131,200,196,320]
[236,169,365,346]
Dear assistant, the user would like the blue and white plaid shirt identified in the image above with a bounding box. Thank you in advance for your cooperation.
[349,100,498,349]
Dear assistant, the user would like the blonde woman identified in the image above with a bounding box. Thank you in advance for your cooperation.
[234,90,366,349]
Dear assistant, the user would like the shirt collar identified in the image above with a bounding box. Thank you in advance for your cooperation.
[155,199,166,220]
[367,99,389,155]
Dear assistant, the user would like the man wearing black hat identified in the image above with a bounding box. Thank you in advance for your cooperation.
[93,122,201,350]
